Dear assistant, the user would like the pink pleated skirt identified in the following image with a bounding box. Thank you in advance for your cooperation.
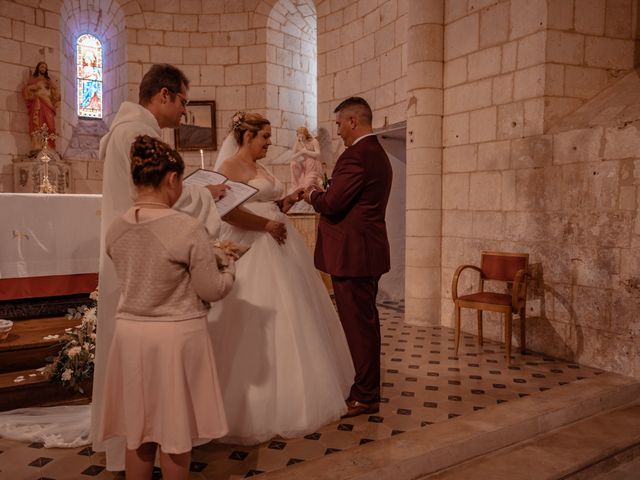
[98,316,228,454]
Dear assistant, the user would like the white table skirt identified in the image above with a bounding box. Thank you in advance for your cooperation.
[0,193,101,299]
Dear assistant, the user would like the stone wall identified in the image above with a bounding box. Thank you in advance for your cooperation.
[545,0,637,129]
[440,0,640,377]
[0,0,62,192]
[262,0,317,194]
[115,0,280,179]
[264,0,317,153]
[60,0,126,193]
[316,0,408,160]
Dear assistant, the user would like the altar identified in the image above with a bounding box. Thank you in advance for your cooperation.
[0,194,329,302]
[0,193,101,301]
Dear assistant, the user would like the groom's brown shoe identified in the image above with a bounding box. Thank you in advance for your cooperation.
[342,400,380,418]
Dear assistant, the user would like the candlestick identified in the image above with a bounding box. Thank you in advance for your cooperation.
[36,124,57,194]
[200,149,205,170]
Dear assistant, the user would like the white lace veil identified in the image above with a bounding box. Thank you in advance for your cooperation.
[214,132,239,172]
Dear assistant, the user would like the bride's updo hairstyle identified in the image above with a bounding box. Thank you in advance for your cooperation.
[130,135,185,187]
[230,111,270,146]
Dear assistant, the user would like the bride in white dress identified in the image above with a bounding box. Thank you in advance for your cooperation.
[0,112,353,451]
[209,112,354,445]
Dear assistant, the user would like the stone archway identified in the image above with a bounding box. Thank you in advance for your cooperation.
[59,0,129,192]
[60,0,129,129]
[253,0,317,159]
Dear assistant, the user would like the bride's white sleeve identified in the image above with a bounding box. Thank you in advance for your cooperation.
[173,185,222,238]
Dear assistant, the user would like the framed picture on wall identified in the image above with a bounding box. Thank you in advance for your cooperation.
[174,100,217,151]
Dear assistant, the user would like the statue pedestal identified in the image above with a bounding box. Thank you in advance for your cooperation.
[288,212,333,294]
[12,154,71,193]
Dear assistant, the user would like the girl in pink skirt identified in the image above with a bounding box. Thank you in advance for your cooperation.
[98,135,235,479]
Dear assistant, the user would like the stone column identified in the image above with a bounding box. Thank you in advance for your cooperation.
[404,0,443,325]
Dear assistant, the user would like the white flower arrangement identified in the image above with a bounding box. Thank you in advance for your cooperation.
[42,289,97,394]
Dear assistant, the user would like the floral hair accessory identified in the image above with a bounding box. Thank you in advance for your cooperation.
[231,111,246,130]
[167,149,179,163]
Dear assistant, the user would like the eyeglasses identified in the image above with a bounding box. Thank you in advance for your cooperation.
[167,89,189,108]
[175,92,189,108]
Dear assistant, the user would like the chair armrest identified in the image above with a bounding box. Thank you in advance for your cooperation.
[452,265,482,301]
[511,269,529,310]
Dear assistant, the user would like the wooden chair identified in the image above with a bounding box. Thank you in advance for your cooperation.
[452,251,529,364]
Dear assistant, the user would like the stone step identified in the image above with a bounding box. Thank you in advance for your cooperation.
[0,293,91,321]
[0,367,91,412]
[0,316,92,411]
[258,372,640,480]
[0,316,78,373]
[586,453,640,480]
[419,402,640,479]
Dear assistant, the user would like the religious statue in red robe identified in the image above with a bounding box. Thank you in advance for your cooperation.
[22,61,60,151]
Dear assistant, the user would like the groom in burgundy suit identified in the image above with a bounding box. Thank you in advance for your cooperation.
[304,97,392,418]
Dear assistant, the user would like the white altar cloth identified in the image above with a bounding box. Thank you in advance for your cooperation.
[0,193,101,300]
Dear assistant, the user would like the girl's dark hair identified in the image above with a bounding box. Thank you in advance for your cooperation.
[230,111,270,146]
[130,135,184,187]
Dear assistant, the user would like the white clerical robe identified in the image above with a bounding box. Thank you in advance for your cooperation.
[91,101,221,471]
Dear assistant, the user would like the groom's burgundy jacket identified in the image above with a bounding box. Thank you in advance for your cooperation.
[310,135,392,277]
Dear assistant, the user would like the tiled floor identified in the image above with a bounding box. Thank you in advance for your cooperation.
[0,301,602,479]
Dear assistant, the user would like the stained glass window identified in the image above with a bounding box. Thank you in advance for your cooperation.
[76,34,103,118]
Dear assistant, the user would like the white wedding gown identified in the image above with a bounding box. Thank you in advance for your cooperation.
[208,172,354,445]
[0,171,354,451]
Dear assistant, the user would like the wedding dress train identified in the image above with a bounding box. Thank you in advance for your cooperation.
[0,405,91,448]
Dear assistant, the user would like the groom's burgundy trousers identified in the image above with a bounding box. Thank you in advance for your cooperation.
[331,275,381,404]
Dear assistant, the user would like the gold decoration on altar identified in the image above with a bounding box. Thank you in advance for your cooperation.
[35,124,57,194]
[12,230,30,240]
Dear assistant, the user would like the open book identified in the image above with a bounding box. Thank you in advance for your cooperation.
[183,168,258,217]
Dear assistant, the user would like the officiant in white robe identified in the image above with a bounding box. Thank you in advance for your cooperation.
[92,64,227,472]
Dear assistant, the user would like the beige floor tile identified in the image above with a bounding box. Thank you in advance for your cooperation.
[0,301,603,480]
[272,437,328,461]
[315,430,359,451]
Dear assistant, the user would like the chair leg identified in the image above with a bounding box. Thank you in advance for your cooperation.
[520,308,526,354]
[505,311,512,365]
[477,310,483,346]
[454,304,461,355]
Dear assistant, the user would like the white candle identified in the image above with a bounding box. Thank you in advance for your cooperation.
[200,149,205,170]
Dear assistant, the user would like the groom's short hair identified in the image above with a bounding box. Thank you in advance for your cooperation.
[334,97,372,126]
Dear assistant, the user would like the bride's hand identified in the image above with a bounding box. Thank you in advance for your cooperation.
[265,220,287,245]
[282,188,304,212]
